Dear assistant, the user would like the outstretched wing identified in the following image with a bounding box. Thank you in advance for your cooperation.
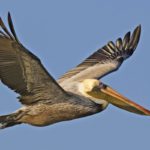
[58,25,141,83]
[0,13,68,104]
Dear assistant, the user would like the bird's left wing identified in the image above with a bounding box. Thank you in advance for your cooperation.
[0,13,68,105]
[58,25,141,83]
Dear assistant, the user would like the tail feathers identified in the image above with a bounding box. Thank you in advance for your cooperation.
[0,113,21,129]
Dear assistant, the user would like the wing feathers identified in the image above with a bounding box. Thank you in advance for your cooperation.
[0,17,14,40]
[0,43,27,94]
[122,32,130,50]
[0,13,67,104]
[129,25,141,50]
[7,12,20,43]
[59,25,141,83]
[0,13,20,42]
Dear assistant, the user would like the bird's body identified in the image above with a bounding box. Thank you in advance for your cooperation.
[16,95,102,127]
[7,81,107,127]
[0,13,150,129]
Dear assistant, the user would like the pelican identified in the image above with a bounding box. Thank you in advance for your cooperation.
[0,13,149,130]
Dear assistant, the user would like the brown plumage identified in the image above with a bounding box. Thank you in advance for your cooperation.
[0,13,149,130]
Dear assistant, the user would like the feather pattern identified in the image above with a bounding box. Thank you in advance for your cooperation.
[58,25,141,83]
[0,13,68,104]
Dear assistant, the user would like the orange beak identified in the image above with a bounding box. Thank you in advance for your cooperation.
[88,84,150,115]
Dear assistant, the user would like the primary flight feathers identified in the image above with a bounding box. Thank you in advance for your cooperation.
[0,13,67,105]
[59,25,141,82]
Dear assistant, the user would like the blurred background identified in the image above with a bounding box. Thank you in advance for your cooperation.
[0,0,150,149]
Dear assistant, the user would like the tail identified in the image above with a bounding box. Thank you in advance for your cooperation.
[0,113,21,129]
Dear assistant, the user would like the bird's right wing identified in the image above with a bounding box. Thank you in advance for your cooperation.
[0,13,68,105]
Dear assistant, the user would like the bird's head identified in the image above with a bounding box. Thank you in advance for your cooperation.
[79,79,107,93]
[80,79,100,93]
[78,79,108,108]
[78,79,150,116]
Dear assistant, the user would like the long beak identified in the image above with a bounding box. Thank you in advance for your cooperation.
[88,85,150,115]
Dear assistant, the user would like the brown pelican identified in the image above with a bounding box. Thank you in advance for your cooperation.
[0,13,149,129]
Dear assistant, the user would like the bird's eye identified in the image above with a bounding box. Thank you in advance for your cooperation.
[99,82,107,89]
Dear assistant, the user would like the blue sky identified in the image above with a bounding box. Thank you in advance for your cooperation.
[0,0,150,150]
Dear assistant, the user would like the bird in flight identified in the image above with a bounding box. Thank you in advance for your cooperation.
[0,13,149,130]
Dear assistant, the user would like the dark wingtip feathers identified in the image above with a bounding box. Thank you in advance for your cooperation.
[7,12,20,43]
[129,25,141,51]
[0,14,14,40]
[122,32,130,50]
[0,12,19,43]
[58,25,142,82]
[103,25,141,61]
